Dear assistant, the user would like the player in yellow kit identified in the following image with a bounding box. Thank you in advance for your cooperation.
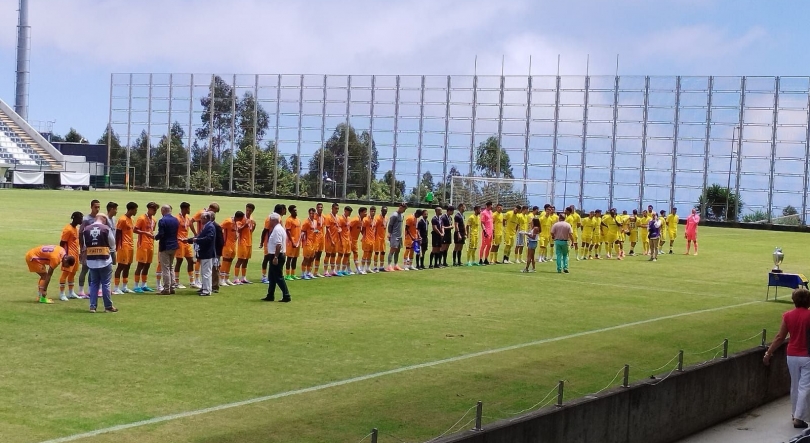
[602,209,621,259]
[490,204,504,264]
[514,206,528,263]
[502,205,520,263]
[638,210,651,255]
[666,207,679,254]
[565,205,576,261]
[581,211,595,259]
[591,209,604,259]
[627,209,639,256]
[539,205,554,262]
[466,205,481,266]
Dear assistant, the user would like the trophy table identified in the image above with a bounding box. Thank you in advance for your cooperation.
[767,247,809,301]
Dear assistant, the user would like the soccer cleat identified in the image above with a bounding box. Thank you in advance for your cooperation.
[231,280,242,285]
[221,280,231,287]
[669,250,674,254]
[292,275,301,280]
[316,274,326,278]
[141,286,154,292]
[563,269,569,273]
[67,292,81,299]
[303,274,312,280]
[261,277,269,284]
[133,287,144,293]
[112,289,124,295]
[241,279,253,284]
[105,307,119,313]
[39,296,54,304]
[520,269,528,273]
[123,287,135,294]
[59,294,69,302]
[394,266,404,271]
[175,284,187,289]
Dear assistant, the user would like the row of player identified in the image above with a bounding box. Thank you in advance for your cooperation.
[28,198,696,303]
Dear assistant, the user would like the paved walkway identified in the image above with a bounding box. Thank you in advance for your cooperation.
[679,396,800,443]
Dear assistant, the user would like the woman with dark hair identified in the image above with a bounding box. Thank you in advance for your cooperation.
[764,288,810,428]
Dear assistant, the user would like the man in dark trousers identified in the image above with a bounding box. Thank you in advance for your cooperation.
[211,213,225,293]
[155,204,179,295]
[263,213,291,302]
[188,211,216,296]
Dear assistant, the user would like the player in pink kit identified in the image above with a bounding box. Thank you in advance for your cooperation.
[479,201,494,265]
[685,208,700,255]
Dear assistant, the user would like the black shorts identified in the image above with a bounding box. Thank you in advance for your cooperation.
[421,240,428,250]
[442,232,452,245]
[431,233,443,247]
[455,235,466,245]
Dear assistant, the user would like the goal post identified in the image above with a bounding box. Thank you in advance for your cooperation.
[449,176,552,209]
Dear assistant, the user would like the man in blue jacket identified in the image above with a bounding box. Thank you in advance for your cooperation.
[189,211,216,296]
[155,204,179,295]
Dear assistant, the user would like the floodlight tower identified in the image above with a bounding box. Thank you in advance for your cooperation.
[15,0,30,120]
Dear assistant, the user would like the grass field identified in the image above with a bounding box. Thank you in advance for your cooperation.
[0,189,803,443]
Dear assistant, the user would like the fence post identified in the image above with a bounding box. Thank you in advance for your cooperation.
[556,380,564,407]
[678,350,684,371]
[371,428,378,443]
[622,364,630,388]
[722,339,729,359]
[761,329,767,347]
[474,401,483,431]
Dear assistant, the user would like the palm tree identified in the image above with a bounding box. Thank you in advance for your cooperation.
[696,184,744,221]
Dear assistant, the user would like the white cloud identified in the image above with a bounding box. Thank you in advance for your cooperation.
[637,24,767,62]
[4,0,531,74]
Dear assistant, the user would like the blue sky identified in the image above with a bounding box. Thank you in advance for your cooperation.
[0,0,807,139]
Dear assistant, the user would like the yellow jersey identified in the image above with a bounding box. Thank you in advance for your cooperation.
[638,216,651,232]
[505,210,519,234]
[540,213,554,237]
[666,214,679,230]
[603,215,620,236]
[517,213,528,232]
[581,217,594,236]
[493,212,504,236]
[467,214,480,237]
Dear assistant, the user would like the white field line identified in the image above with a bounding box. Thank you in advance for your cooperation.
[38,300,762,443]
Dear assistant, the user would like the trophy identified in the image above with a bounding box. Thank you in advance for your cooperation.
[772,247,784,273]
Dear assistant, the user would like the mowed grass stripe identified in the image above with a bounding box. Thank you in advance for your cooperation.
[38,300,759,443]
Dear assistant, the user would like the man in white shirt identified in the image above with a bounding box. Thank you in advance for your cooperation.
[262,213,291,303]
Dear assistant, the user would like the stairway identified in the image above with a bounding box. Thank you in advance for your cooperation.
[0,110,62,170]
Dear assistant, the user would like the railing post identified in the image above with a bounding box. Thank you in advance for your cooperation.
[761,329,767,347]
[556,380,564,407]
[722,339,729,359]
[678,350,684,371]
[474,401,483,431]
[622,364,630,388]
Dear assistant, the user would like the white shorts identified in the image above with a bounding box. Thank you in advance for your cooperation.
[516,232,526,247]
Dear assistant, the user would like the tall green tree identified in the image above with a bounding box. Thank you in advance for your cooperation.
[696,184,744,221]
[235,92,270,149]
[97,125,125,166]
[195,75,235,160]
[305,123,379,197]
[475,136,514,178]
[65,128,87,143]
[383,170,406,201]
[149,122,189,188]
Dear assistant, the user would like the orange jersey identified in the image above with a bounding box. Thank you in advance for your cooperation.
[374,215,387,235]
[302,217,319,247]
[237,216,255,248]
[192,209,206,235]
[322,212,339,245]
[176,213,192,241]
[220,217,238,248]
[362,216,377,244]
[349,216,363,242]
[405,215,418,242]
[60,224,80,258]
[338,215,351,243]
[28,245,66,269]
[134,214,155,250]
[285,217,302,247]
[116,215,135,249]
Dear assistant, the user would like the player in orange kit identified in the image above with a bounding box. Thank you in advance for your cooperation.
[113,202,138,294]
[219,211,242,285]
[173,202,195,289]
[403,209,419,271]
[299,207,319,280]
[349,207,365,274]
[337,206,353,276]
[283,205,301,281]
[360,206,378,274]
[26,245,75,304]
[191,202,220,286]
[133,202,158,292]
[313,202,325,277]
[234,203,256,284]
[58,211,83,301]
[373,206,388,272]
[323,203,341,277]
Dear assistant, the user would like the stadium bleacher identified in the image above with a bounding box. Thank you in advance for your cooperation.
[0,98,62,170]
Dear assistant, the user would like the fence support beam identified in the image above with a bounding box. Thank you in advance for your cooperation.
[767,77,780,222]
[368,75,376,200]
[295,74,304,196]
[442,75,451,203]
[669,76,682,210]
[145,73,153,188]
[496,75,505,179]
[470,75,478,176]
[185,74,193,191]
[701,76,714,217]
[416,75,426,202]
[319,75,327,198]
[343,75,351,200]
[207,74,214,192]
[252,74,259,194]
[273,74,282,196]
[608,75,620,208]
[734,77,747,221]
[804,81,810,226]
[391,75,400,202]
[166,73,173,189]
[639,76,650,209]
[523,75,533,197]
[125,73,133,190]
[579,75,590,210]
[551,74,561,204]
[229,74,236,194]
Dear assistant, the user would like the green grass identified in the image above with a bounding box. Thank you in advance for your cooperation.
[0,189,801,443]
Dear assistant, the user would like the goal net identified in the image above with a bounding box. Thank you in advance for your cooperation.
[449,176,552,209]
